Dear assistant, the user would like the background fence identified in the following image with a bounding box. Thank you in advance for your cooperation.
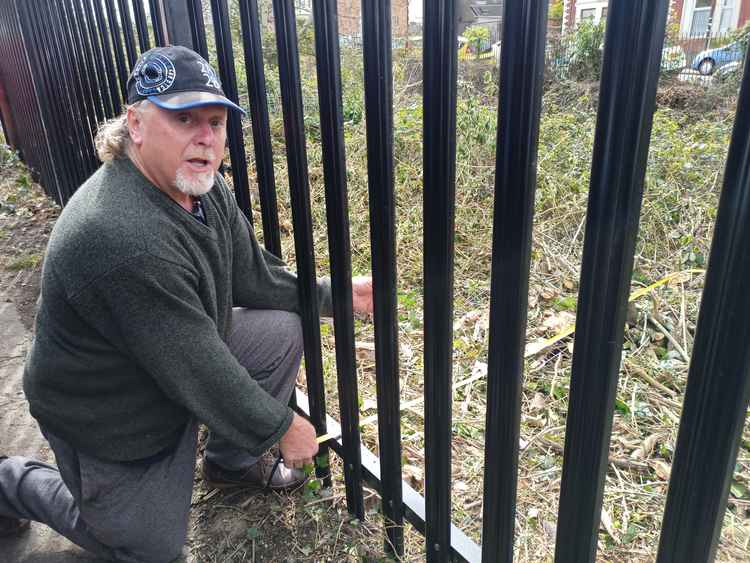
[545,25,748,81]
[1,1,750,562]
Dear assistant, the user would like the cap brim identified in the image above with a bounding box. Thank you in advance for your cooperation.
[148,91,246,115]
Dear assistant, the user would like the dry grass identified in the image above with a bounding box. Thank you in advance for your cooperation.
[221,45,749,561]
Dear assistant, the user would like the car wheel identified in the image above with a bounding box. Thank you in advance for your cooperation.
[698,58,715,75]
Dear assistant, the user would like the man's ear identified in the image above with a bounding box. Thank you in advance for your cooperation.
[127,105,144,146]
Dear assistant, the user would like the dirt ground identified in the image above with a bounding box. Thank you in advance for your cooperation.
[0,160,397,562]
[0,165,102,561]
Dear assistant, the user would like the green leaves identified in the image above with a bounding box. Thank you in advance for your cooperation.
[315,453,329,469]
[730,480,749,500]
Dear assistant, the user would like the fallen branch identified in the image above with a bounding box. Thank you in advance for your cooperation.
[647,313,690,363]
[536,437,651,474]
[625,361,678,398]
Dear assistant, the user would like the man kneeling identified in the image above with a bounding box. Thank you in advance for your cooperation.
[0,46,372,562]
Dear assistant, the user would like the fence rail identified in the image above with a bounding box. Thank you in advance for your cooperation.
[1,1,749,562]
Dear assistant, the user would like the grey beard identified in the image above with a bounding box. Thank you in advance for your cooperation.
[175,169,214,196]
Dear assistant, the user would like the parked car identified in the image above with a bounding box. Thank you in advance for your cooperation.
[716,59,743,81]
[691,41,746,75]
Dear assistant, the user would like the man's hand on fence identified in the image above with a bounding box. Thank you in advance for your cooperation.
[352,275,373,315]
[279,413,318,469]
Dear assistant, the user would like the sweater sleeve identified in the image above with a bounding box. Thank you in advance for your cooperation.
[70,253,294,456]
[228,200,333,317]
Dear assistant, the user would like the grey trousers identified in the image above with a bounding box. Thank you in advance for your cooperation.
[0,309,303,563]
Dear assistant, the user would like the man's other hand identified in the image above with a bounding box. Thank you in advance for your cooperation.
[279,413,318,468]
[352,275,373,315]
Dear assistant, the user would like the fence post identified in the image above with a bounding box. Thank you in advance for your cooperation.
[238,0,282,257]
[553,1,670,562]
[162,0,196,49]
[272,0,330,487]
[104,0,129,99]
[131,0,151,52]
[423,0,458,560]
[311,0,366,523]
[361,0,404,555]
[208,0,254,221]
[656,48,750,563]
[481,0,549,561]
[149,0,168,46]
[117,0,138,68]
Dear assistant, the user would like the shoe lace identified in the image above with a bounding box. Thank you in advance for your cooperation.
[265,453,283,490]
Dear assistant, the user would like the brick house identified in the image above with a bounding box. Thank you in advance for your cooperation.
[291,0,409,37]
[563,0,750,36]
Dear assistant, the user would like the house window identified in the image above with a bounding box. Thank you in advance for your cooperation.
[580,8,596,22]
[690,0,712,36]
[601,7,608,20]
[294,0,311,10]
[718,0,737,33]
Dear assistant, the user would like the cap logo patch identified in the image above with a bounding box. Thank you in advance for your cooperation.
[198,60,222,91]
[133,53,176,96]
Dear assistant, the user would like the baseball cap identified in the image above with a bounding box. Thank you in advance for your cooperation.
[126,45,246,115]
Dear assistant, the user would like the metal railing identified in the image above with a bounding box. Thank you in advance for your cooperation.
[0,1,749,562]
[545,25,747,80]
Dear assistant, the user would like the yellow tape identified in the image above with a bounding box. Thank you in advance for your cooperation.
[524,268,706,358]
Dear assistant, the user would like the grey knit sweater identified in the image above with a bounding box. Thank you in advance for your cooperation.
[24,157,331,461]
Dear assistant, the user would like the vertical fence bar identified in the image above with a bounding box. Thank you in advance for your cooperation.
[163,0,196,49]
[0,1,58,200]
[33,0,96,197]
[422,1,458,560]
[0,8,20,150]
[148,0,167,46]
[271,0,329,485]
[105,0,129,98]
[61,1,103,185]
[361,0,404,554]
[17,1,78,199]
[61,1,102,180]
[92,0,122,114]
[52,0,101,181]
[208,0,253,221]
[131,0,151,52]
[238,0,282,256]
[311,0,365,522]
[117,0,139,68]
[553,2,670,562]
[186,0,209,61]
[32,0,85,188]
[656,49,750,563]
[81,0,115,119]
[481,0,549,561]
[41,0,89,191]
[69,0,106,125]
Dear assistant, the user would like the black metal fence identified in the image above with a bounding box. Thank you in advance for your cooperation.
[0,0,163,205]
[1,1,749,562]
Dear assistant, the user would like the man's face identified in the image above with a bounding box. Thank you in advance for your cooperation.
[128,103,228,196]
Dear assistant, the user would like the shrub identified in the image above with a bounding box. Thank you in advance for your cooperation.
[566,21,606,81]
